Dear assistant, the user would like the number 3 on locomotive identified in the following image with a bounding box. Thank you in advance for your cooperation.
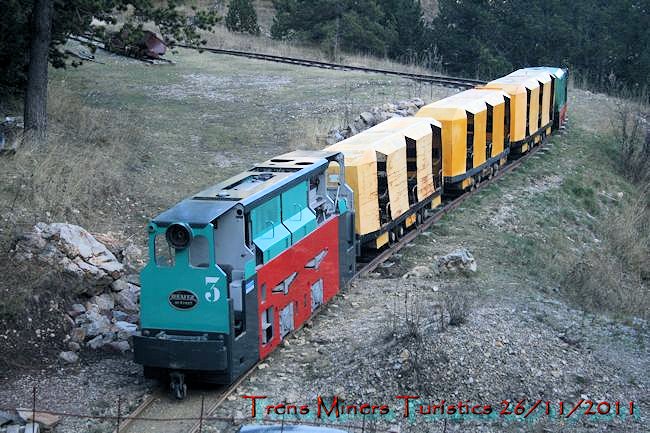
[204,277,220,303]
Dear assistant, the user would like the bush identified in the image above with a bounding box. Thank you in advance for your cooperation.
[226,0,260,35]
[612,91,649,184]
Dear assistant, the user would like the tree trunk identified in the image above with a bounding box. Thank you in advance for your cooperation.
[24,0,54,145]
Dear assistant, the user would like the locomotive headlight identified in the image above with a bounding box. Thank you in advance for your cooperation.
[166,222,193,249]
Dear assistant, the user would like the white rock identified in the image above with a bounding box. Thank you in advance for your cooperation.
[87,335,107,350]
[90,293,114,312]
[359,111,375,125]
[80,310,112,337]
[114,284,140,313]
[13,223,123,295]
[114,321,137,339]
[59,351,78,364]
[437,248,477,273]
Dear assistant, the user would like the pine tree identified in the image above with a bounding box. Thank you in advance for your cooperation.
[0,0,219,143]
[226,0,261,35]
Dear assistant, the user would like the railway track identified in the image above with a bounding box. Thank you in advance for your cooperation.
[70,35,483,88]
[176,44,486,88]
[115,130,560,433]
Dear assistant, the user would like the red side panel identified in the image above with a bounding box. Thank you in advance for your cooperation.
[256,217,341,359]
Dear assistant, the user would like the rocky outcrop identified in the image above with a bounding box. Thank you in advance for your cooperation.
[13,223,124,295]
[14,223,146,356]
[326,97,426,144]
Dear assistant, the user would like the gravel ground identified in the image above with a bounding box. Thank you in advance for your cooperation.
[0,354,153,433]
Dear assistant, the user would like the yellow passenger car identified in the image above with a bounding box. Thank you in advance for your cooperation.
[325,116,442,249]
[482,75,544,155]
[507,68,555,137]
[416,89,510,192]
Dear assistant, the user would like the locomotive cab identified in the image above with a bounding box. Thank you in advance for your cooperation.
[133,150,355,398]
[135,204,260,397]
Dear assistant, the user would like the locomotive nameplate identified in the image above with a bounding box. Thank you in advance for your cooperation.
[169,290,198,310]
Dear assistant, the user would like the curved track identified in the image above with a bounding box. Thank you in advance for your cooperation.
[115,127,563,433]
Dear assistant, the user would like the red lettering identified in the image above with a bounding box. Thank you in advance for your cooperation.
[317,395,340,418]
[395,395,419,417]
[242,395,267,417]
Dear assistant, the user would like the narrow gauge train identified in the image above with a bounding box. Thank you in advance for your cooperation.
[133,67,569,398]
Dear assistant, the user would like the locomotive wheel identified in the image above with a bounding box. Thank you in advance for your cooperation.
[170,372,187,400]
[172,382,187,400]
[398,225,405,238]
[389,230,397,244]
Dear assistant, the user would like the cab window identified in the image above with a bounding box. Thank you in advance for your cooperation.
[189,235,210,268]
[154,234,174,267]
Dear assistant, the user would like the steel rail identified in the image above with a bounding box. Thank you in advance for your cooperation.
[354,138,548,278]
[176,44,486,88]
[70,35,485,87]
[114,133,555,433]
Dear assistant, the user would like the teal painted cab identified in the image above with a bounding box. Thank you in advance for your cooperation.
[250,196,291,263]
[140,222,230,334]
[281,180,317,244]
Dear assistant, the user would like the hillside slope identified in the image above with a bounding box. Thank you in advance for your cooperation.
[0,46,647,433]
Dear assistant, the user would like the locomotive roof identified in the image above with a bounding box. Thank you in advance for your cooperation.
[153,150,341,226]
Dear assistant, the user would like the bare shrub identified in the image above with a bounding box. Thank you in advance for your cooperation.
[612,89,649,184]
[445,292,472,326]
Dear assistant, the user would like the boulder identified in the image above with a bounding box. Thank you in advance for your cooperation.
[78,309,112,337]
[436,248,477,273]
[69,327,86,343]
[125,273,141,286]
[90,293,114,312]
[58,351,79,364]
[412,97,425,107]
[359,111,375,125]
[112,310,128,321]
[66,303,86,318]
[13,223,124,295]
[87,334,108,350]
[113,321,137,340]
[68,341,81,352]
[114,283,140,313]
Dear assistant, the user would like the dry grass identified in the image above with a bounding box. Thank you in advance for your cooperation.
[612,95,649,184]
[197,25,442,75]
[1,86,142,227]
[562,191,650,319]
